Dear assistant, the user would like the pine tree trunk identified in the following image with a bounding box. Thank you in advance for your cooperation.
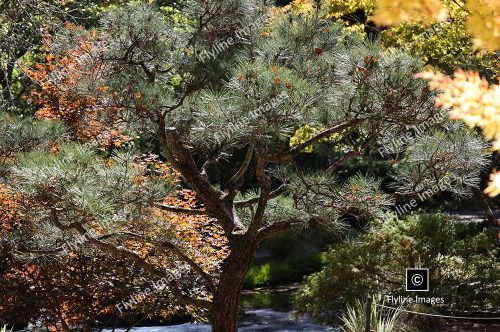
[211,285,241,332]
[211,238,258,332]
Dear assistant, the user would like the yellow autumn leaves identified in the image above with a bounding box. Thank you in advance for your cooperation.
[371,0,446,26]
[417,70,500,151]
[290,0,315,15]
[465,0,500,52]
[372,0,499,51]
[290,125,345,153]
[417,70,500,197]
[485,171,500,197]
[286,0,499,52]
[370,0,499,197]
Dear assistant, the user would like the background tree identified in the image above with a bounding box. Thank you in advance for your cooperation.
[366,0,500,236]
[0,0,94,113]
[0,0,168,114]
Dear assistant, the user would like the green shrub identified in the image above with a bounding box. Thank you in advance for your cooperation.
[294,213,500,325]
[244,253,323,288]
[245,264,271,288]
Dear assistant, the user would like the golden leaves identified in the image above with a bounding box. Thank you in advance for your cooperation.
[289,0,315,14]
[372,0,499,51]
[323,0,376,19]
[466,0,500,51]
[417,70,500,150]
[418,69,500,196]
[289,125,320,153]
[371,0,446,26]
[158,189,229,273]
[484,170,500,197]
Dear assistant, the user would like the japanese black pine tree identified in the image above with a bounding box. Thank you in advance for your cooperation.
[0,1,490,331]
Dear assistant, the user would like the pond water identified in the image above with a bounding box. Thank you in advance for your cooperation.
[99,287,336,332]
[99,308,334,332]
[18,287,336,332]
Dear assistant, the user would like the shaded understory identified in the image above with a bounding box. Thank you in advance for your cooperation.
[98,287,334,332]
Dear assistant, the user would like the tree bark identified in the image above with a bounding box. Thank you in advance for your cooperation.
[210,237,258,332]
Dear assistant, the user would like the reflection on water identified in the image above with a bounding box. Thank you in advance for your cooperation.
[239,308,335,332]
[20,288,336,332]
[238,287,335,331]
[100,289,334,331]
[240,287,295,312]
[98,308,334,332]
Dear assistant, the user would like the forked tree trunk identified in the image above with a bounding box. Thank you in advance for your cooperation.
[211,238,258,332]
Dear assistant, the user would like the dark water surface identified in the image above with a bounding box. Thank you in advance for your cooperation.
[99,288,336,331]
[17,287,335,331]
[99,308,334,332]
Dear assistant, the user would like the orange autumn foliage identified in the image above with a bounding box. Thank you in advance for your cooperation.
[1,153,226,327]
[133,154,229,274]
[161,189,229,274]
[24,24,130,148]
[1,251,135,329]
[0,183,21,233]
